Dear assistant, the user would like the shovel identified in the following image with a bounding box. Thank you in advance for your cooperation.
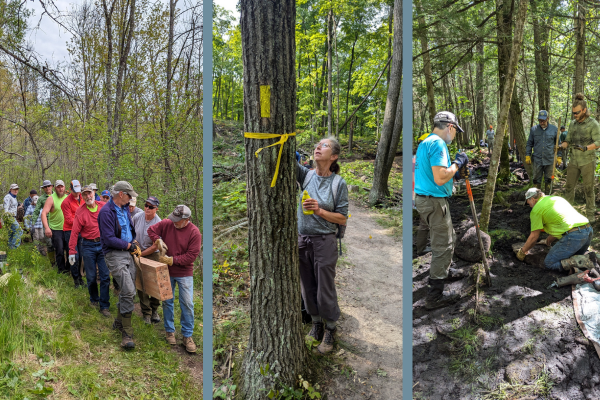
[465,177,492,286]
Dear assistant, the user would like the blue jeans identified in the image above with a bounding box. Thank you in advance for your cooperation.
[545,226,593,271]
[8,221,22,249]
[82,240,110,310]
[162,276,194,337]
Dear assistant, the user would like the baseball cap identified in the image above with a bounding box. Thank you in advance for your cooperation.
[9,184,18,190]
[146,196,160,206]
[81,185,94,193]
[30,189,37,195]
[523,188,540,205]
[89,183,98,190]
[129,197,137,206]
[434,111,464,133]
[70,180,82,193]
[538,110,549,121]
[55,180,65,187]
[40,180,53,188]
[168,205,191,222]
[561,125,566,130]
[101,190,110,197]
[112,181,138,198]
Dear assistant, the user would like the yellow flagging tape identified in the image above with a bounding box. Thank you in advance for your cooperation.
[260,86,271,118]
[244,131,296,187]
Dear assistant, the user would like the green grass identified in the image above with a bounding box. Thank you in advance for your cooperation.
[0,241,202,399]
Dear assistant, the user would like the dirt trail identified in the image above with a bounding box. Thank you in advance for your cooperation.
[326,200,402,399]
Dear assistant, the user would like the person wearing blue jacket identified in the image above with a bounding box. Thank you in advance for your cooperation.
[526,110,559,192]
[98,181,141,349]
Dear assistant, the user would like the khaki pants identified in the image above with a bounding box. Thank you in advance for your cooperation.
[415,196,456,280]
[563,161,596,221]
[416,215,430,254]
[137,252,161,316]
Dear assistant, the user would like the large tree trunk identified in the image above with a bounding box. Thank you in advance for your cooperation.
[163,0,177,188]
[344,36,357,138]
[574,0,585,96]
[496,0,513,182]
[531,0,558,110]
[415,0,436,124]
[240,1,309,398]
[327,9,333,136]
[102,0,115,180]
[475,10,485,143]
[368,0,401,205]
[480,0,528,232]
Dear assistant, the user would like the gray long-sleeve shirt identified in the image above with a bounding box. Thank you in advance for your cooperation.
[526,123,558,165]
[296,164,349,235]
[3,194,18,216]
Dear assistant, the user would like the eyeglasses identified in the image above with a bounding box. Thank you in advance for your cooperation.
[573,110,583,116]
[315,142,331,149]
[144,204,156,209]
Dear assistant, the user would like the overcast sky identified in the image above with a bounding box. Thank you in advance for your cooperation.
[26,0,239,65]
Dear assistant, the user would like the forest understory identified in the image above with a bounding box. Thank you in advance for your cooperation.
[412,149,600,400]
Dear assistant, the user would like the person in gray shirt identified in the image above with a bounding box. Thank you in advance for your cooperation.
[297,136,349,355]
[526,110,559,192]
[131,196,162,324]
[486,125,495,155]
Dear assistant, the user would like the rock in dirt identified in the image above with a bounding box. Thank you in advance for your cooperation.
[454,226,491,262]
[512,242,550,268]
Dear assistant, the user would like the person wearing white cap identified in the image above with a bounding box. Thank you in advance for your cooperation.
[42,180,69,274]
[62,180,84,288]
[415,111,469,310]
[89,183,101,201]
[4,184,22,249]
[128,197,143,218]
[517,188,594,270]
[147,205,201,353]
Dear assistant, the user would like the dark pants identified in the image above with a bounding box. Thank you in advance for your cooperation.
[137,252,160,316]
[51,229,69,275]
[82,240,110,309]
[64,230,82,282]
[532,162,553,190]
[105,250,136,315]
[545,226,593,270]
[298,233,340,322]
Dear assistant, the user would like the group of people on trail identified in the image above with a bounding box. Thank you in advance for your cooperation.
[6,179,202,352]
[414,91,600,309]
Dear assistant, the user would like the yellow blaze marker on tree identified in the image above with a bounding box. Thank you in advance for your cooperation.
[260,85,271,118]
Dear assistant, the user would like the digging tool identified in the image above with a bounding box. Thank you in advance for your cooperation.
[547,269,600,289]
[549,117,562,194]
[465,177,492,286]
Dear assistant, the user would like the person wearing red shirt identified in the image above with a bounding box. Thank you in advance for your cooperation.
[61,180,83,288]
[69,185,110,317]
[147,205,201,353]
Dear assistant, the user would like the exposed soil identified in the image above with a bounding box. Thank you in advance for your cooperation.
[413,156,600,400]
[325,200,402,399]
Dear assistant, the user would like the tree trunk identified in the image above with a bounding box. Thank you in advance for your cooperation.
[531,0,558,110]
[327,9,333,136]
[368,0,401,205]
[240,1,309,398]
[415,0,436,124]
[574,0,585,96]
[344,36,357,137]
[102,0,115,180]
[163,0,177,188]
[475,37,484,142]
[480,0,528,232]
[496,0,513,182]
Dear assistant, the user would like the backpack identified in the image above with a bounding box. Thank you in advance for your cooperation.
[301,170,346,256]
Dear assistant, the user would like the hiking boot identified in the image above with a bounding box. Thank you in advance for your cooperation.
[305,322,324,344]
[112,318,123,332]
[78,277,85,288]
[447,267,469,280]
[424,279,460,310]
[417,246,432,256]
[143,315,151,325]
[315,327,336,355]
[166,332,176,345]
[561,255,594,271]
[151,310,161,324]
[121,332,135,349]
[183,336,197,353]
[90,301,99,308]
[100,309,111,318]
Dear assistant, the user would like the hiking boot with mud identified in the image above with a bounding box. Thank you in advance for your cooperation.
[561,254,594,271]
[100,309,111,318]
[166,332,176,345]
[424,279,460,310]
[315,326,336,355]
[183,336,197,353]
[306,321,324,344]
[143,315,151,324]
[121,332,135,349]
[151,310,161,323]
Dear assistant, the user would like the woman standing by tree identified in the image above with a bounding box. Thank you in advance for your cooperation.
[297,137,349,355]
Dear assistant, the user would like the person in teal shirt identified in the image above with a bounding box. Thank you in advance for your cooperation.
[415,111,469,310]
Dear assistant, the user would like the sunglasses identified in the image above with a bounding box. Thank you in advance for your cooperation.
[315,142,331,149]
[144,204,156,209]
[573,110,583,116]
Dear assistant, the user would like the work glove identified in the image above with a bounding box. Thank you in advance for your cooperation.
[525,156,532,165]
[154,238,168,253]
[516,247,527,261]
[574,144,588,152]
[159,255,173,266]
[536,239,547,246]
[557,157,562,165]
[68,255,76,265]
[129,242,142,258]
[453,152,469,170]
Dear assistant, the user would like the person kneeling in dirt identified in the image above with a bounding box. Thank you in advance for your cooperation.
[415,111,469,310]
[98,181,141,349]
[298,136,349,355]
[517,188,594,270]
[148,205,202,353]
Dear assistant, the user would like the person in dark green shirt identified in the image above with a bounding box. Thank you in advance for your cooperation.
[559,93,600,222]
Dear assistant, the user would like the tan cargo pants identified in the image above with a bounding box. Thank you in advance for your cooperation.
[563,160,596,221]
[415,195,456,280]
